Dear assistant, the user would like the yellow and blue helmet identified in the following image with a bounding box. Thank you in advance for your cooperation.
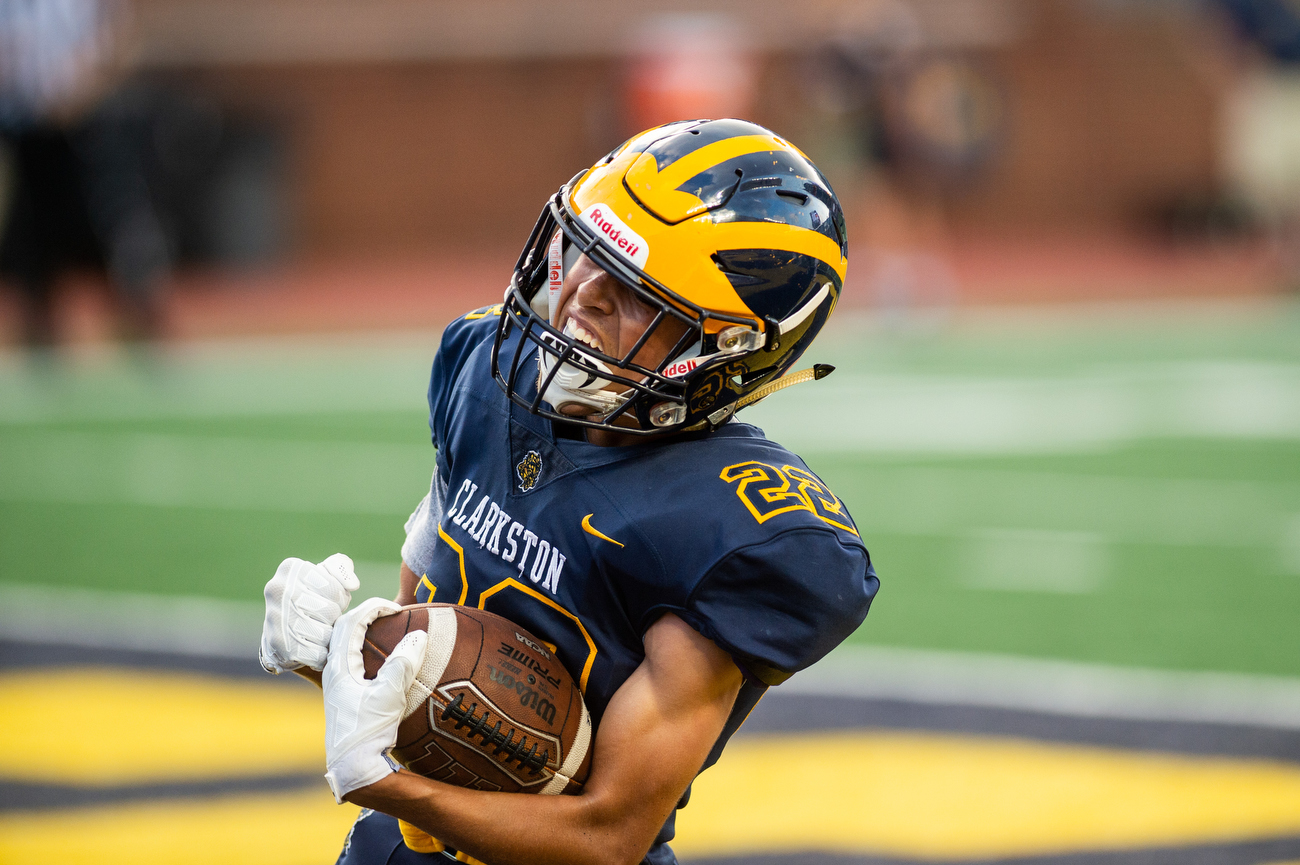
[492,118,847,435]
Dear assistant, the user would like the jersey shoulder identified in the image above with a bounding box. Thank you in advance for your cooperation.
[674,423,863,541]
[434,304,505,376]
[428,304,505,447]
[607,425,877,683]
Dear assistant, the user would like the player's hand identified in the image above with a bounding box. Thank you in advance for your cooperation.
[259,554,361,675]
[322,597,427,803]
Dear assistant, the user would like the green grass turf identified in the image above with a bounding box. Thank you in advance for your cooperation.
[2,301,1298,677]
[0,499,407,601]
[811,442,1300,677]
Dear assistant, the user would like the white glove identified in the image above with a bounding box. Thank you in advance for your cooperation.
[260,553,360,674]
[323,597,428,803]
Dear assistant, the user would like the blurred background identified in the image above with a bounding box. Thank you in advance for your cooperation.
[2,1,1300,863]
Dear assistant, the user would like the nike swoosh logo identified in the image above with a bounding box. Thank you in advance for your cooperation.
[581,513,624,548]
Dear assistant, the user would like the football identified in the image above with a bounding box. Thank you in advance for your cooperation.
[362,603,592,794]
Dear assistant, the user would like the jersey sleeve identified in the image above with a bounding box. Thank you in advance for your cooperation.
[427,306,502,449]
[411,308,497,575]
[677,528,878,685]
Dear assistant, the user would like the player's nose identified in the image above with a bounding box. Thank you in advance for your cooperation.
[571,269,623,317]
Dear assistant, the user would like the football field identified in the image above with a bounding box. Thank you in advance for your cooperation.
[3,298,1300,864]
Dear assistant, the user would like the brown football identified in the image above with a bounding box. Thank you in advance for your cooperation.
[362,603,592,794]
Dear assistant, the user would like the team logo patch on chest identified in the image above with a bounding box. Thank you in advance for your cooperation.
[516,450,543,492]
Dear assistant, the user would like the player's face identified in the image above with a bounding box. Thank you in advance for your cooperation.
[553,253,690,393]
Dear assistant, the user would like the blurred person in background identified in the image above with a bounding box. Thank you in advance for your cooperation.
[1218,0,1300,288]
[807,0,999,320]
[0,0,171,349]
[625,13,758,133]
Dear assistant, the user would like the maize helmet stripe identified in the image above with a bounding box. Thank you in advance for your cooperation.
[714,221,845,277]
[691,150,847,252]
[626,118,785,171]
[625,134,788,223]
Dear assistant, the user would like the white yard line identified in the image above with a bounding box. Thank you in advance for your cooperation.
[789,643,1300,731]
[0,432,432,515]
[2,433,1296,554]
[0,583,265,658]
[841,465,1300,548]
[0,330,438,424]
[747,362,1300,455]
[2,327,1299,457]
[0,582,393,658]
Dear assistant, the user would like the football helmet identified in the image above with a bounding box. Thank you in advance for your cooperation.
[492,118,847,435]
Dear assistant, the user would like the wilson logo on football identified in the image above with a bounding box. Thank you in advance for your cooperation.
[579,205,649,269]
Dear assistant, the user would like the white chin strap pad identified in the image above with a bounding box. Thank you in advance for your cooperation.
[537,343,628,416]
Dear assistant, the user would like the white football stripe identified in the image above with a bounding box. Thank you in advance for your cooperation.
[559,702,592,778]
[410,606,458,718]
[539,771,570,795]
[403,679,433,721]
[539,698,591,795]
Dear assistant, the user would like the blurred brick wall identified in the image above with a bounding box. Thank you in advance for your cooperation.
[179,59,624,259]
[159,0,1236,258]
[942,0,1232,236]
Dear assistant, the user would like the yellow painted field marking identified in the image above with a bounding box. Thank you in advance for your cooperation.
[673,731,1300,860]
[0,668,324,784]
[0,788,358,865]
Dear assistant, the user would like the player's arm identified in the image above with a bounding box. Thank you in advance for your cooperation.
[396,561,420,606]
[343,612,743,865]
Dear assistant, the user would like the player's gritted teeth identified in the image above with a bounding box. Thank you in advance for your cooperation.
[563,319,602,354]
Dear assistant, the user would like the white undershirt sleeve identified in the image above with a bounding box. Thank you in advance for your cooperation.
[401,467,448,580]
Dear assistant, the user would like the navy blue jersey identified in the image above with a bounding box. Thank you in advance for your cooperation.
[404,305,877,862]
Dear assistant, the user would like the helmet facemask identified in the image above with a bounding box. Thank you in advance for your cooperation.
[493,193,758,435]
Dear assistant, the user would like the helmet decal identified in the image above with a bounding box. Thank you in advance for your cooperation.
[577,205,649,269]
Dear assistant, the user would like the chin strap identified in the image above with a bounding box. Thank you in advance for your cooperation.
[546,230,564,325]
[735,364,836,411]
[537,346,629,417]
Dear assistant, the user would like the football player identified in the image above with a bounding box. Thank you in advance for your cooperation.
[260,119,879,865]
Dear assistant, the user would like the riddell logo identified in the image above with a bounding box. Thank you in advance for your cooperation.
[663,357,701,378]
[580,205,649,269]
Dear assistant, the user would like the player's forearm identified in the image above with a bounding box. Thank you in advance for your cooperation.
[397,561,420,605]
[347,770,651,865]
